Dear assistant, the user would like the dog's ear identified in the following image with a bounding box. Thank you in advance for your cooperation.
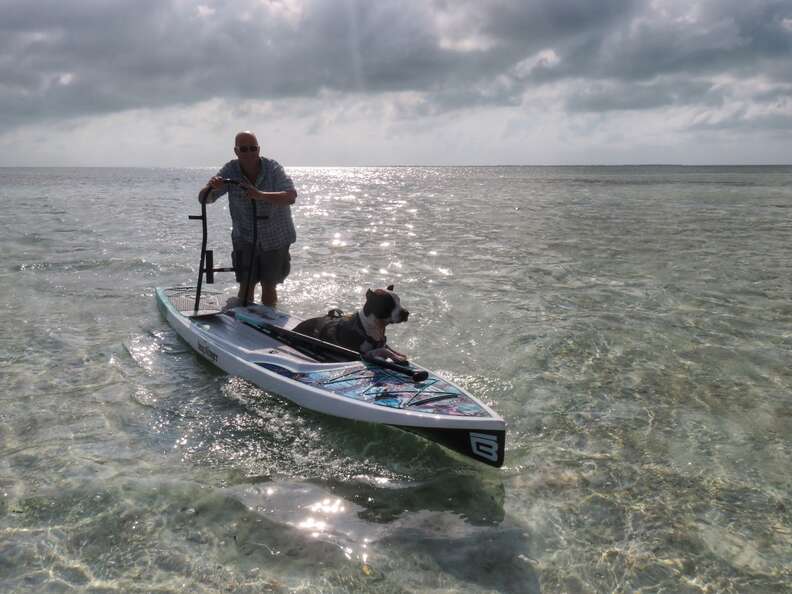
[366,289,373,298]
[387,284,394,291]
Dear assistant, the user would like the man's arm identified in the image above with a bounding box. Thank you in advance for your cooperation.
[239,172,297,204]
[262,160,297,205]
[198,185,213,204]
[244,187,297,205]
[199,165,232,203]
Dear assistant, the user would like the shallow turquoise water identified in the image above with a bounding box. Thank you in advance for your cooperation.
[1,166,791,592]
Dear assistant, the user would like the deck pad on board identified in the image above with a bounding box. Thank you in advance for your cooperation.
[257,363,491,417]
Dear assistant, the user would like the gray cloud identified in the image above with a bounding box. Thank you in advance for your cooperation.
[690,110,792,132]
[754,86,792,105]
[565,79,726,112]
[467,0,640,50]
[0,0,790,134]
[0,1,465,128]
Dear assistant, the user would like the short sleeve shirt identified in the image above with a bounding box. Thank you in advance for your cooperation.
[205,157,296,250]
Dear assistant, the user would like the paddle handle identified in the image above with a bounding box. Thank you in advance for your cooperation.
[361,353,428,382]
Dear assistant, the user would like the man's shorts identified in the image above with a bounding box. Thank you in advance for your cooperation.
[232,242,291,285]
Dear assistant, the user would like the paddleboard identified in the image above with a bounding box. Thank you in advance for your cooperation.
[155,286,506,467]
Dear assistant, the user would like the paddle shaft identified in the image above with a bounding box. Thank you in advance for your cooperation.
[237,312,428,382]
[191,199,209,314]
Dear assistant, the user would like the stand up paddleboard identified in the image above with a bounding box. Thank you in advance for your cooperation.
[155,181,505,467]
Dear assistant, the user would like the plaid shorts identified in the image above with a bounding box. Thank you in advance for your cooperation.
[231,241,291,285]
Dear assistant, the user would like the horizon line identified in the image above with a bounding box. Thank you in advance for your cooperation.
[1,163,791,169]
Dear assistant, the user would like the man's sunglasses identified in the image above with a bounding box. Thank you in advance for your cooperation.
[236,145,259,153]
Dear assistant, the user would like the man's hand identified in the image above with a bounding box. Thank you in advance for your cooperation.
[199,176,226,204]
[208,176,225,190]
[238,181,296,204]
[240,180,262,200]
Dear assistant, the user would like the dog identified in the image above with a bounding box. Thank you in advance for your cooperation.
[292,285,410,363]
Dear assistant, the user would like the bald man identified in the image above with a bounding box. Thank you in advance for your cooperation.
[199,131,298,307]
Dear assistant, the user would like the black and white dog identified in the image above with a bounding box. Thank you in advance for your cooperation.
[293,285,410,362]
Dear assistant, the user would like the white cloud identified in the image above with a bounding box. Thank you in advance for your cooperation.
[195,5,215,18]
[262,0,305,27]
[512,49,561,79]
[432,3,496,52]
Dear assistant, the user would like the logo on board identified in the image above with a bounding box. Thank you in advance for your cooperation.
[469,432,499,462]
[197,338,218,362]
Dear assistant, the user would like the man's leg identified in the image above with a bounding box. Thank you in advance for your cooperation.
[258,246,289,307]
[233,241,258,305]
[260,282,277,307]
[237,282,256,304]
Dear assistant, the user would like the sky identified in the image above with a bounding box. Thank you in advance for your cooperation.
[1,0,791,166]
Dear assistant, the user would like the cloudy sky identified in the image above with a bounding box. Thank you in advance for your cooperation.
[1,0,791,166]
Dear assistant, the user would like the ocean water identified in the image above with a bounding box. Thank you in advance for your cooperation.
[1,165,791,593]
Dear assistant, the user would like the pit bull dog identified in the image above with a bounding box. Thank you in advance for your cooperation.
[292,285,410,363]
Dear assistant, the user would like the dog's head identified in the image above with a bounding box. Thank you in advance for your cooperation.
[363,285,409,324]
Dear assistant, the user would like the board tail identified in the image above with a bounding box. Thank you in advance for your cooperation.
[400,427,505,468]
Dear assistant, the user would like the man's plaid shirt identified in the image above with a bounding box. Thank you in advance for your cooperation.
[202,157,296,250]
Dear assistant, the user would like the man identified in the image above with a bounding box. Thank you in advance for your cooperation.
[199,131,298,307]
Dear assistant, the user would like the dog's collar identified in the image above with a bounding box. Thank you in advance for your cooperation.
[354,313,386,349]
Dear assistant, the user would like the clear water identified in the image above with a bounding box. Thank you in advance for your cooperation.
[1,166,790,592]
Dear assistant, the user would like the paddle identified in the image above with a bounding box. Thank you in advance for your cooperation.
[235,310,429,382]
